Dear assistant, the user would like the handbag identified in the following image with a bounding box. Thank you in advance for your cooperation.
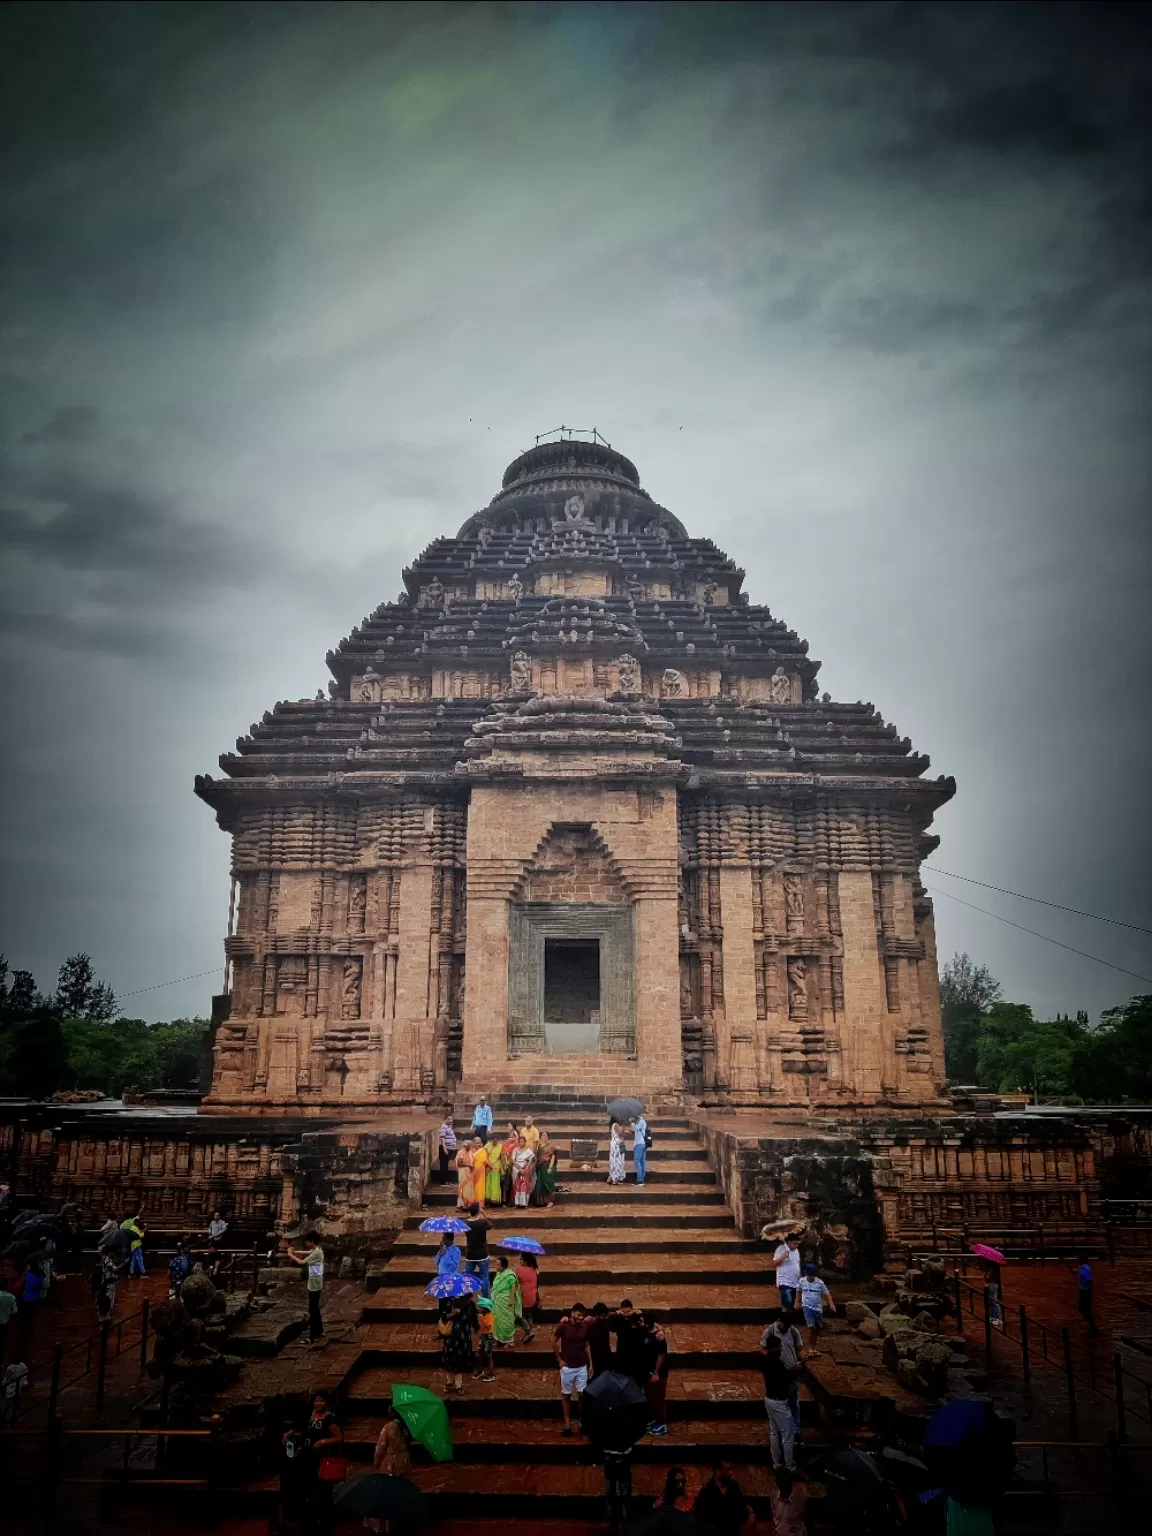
[317,1455,347,1482]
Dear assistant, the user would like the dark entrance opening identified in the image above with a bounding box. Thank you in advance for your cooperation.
[543,939,601,1023]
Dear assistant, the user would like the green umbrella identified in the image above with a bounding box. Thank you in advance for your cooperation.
[391,1383,454,1463]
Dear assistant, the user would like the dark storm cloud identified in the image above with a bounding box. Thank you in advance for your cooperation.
[0,0,1148,1018]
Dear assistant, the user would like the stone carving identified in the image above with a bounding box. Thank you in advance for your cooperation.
[662,668,684,697]
[348,874,367,933]
[617,653,641,694]
[783,873,804,926]
[787,957,807,1021]
[702,578,717,605]
[478,524,491,548]
[770,667,793,704]
[625,570,644,599]
[510,650,532,691]
[357,679,375,702]
[341,957,363,1019]
[422,575,445,608]
[508,572,523,602]
[563,493,585,522]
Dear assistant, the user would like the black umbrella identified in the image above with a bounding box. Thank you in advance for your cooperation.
[98,1227,130,1256]
[922,1400,1015,1506]
[607,1097,645,1122]
[625,1509,715,1536]
[820,1448,894,1520]
[333,1473,428,1524]
[580,1370,650,1452]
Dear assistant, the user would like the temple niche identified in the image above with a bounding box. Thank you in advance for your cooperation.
[196,435,954,1113]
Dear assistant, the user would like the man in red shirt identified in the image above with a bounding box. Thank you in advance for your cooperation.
[553,1301,593,1436]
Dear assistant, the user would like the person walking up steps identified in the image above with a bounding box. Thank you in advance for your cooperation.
[463,1202,493,1298]
[630,1114,648,1185]
[759,1331,798,1474]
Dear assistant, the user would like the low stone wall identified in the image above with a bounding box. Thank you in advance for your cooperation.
[690,1114,885,1277]
[278,1125,435,1247]
[692,1107,1152,1273]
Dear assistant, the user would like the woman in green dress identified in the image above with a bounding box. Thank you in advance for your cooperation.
[490,1254,534,1345]
[534,1131,559,1207]
[484,1135,505,1207]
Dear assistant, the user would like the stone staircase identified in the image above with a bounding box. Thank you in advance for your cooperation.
[340,1093,824,1519]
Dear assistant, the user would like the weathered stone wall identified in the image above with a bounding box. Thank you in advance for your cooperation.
[278,1125,434,1245]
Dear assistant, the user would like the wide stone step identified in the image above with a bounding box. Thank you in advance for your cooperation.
[380,1253,767,1285]
[424,1187,726,1207]
[392,1231,757,1256]
[343,1409,820,1463]
[403,1206,737,1231]
[362,1283,782,1323]
[347,1363,771,1416]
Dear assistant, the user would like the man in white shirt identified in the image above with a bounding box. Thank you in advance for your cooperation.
[288,1231,325,1343]
[768,1232,802,1310]
[208,1212,229,1244]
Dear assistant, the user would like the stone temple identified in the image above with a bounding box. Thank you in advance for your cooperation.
[195,435,955,1114]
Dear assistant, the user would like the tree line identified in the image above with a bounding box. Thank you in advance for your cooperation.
[0,952,206,1099]
[941,952,1152,1102]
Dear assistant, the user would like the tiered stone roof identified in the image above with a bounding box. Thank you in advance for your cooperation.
[196,439,954,824]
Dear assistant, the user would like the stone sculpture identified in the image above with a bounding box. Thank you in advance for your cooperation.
[510,650,532,691]
[662,668,684,697]
[617,654,641,693]
[770,667,793,704]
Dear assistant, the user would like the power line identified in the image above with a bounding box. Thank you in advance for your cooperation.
[118,969,219,999]
[925,884,1152,986]
[925,866,1152,936]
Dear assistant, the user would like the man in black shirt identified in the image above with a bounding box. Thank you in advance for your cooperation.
[463,1202,493,1298]
[759,1334,797,1472]
[693,1459,754,1532]
[610,1298,647,1384]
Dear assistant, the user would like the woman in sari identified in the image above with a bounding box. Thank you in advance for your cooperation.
[490,1253,534,1344]
[500,1123,520,1206]
[534,1131,558,1207]
[455,1140,475,1210]
[607,1122,627,1185]
[511,1134,536,1208]
[470,1137,488,1213]
[484,1134,505,1207]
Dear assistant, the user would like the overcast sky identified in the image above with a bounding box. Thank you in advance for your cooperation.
[1,1,1149,1024]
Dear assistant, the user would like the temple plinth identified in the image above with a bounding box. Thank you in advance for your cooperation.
[195,437,955,1113]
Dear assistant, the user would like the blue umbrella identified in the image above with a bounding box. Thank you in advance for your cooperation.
[425,1273,482,1299]
[420,1216,470,1234]
[498,1236,547,1255]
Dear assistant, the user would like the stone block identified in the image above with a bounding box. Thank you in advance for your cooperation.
[844,1301,876,1322]
[857,1318,881,1340]
[259,1266,301,1287]
[226,1303,308,1358]
[912,1310,939,1333]
[878,1312,914,1336]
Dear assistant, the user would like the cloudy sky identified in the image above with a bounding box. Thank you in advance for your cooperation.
[1,1,1149,1024]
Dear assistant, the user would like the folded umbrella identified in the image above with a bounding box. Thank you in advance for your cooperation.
[607,1097,645,1122]
[391,1383,454,1463]
[969,1243,1006,1265]
[419,1216,470,1234]
[333,1473,428,1523]
[497,1236,547,1255]
[580,1370,651,1453]
[424,1273,482,1299]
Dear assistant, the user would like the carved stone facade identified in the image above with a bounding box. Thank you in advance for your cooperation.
[196,437,955,1111]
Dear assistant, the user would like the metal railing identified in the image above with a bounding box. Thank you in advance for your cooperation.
[924,1259,1152,1440]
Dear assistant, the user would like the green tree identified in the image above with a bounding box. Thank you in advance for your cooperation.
[0,957,68,1097]
[54,952,119,1021]
[1075,995,1152,1102]
[940,952,1001,1082]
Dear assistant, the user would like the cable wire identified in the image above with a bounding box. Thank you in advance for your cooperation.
[118,968,220,999]
[925,884,1152,985]
[924,866,1152,936]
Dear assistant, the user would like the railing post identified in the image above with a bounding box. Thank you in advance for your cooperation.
[983,1287,993,1354]
[47,1342,63,1422]
[1062,1327,1078,1436]
[954,1271,963,1333]
[139,1299,150,1371]
[1114,1352,1127,1444]
[1107,1223,1115,1265]
[1038,1223,1045,1263]
[1019,1306,1031,1384]
[95,1321,110,1413]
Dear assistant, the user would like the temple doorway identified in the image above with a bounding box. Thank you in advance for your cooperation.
[543,938,601,1052]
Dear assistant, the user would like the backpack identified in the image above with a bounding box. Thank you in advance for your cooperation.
[644,1127,653,1150]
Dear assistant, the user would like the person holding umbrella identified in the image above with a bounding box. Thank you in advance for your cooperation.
[514,1251,541,1329]
[970,1244,1005,1331]
[629,1113,648,1185]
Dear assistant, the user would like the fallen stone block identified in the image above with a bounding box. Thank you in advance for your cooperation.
[857,1318,882,1340]
[878,1312,914,1336]
[844,1301,877,1322]
[259,1266,302,1287]
[227,1304,308,1358]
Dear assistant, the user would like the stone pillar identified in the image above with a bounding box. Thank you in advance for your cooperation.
[837,871,888,1101]
[718,866,758,1096]
[393,864,435,1093]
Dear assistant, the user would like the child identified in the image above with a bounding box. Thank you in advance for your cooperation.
[472,1295,497,1382]
[798,1262,834,1353]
